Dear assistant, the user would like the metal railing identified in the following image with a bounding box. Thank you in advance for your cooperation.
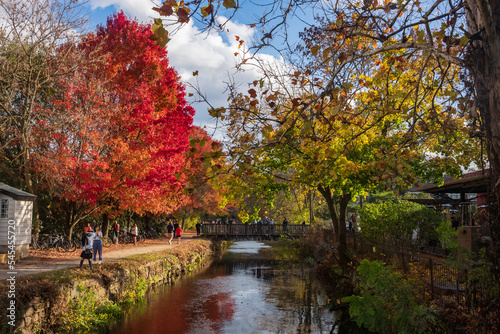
[202,223,311,238]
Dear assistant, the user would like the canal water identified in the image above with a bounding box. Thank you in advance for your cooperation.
[108,241,349,334]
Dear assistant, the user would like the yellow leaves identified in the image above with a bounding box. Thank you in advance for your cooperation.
[311,45,320,56]
[223,0,237,9]
[201,4,214,17]
[149,19,170,47]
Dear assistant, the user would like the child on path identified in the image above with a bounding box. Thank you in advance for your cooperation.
[80,228,95,269]
[175,225,183,244]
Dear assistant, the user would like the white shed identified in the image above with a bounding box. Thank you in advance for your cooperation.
[0,183,36,259]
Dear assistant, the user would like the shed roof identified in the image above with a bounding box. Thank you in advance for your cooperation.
[0,183,37,201]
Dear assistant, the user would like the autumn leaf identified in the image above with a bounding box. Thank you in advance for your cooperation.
[152,3,174,16]
[177,7,190,23]
[201,4,214,17]
[223,0,237,9]
[311,45,320,56]
[149,19,170,47]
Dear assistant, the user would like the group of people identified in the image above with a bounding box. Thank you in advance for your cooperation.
[79,223,104,269]
[79,221,140,270]
[164,221,183,244]
[111,221,139,246]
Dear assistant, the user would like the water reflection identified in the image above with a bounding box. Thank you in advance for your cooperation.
[109,241,339,334]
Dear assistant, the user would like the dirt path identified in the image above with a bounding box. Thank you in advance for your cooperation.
[0,233,199,280]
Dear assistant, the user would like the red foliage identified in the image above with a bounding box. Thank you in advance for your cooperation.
[33,12,194,220]
[174,126,224,218]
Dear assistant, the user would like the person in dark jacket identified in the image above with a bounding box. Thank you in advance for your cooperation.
[165,222,174,244]
[196,222,202,236]
[79,227,94,270]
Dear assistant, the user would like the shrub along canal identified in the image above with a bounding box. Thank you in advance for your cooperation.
[108,240,349,334]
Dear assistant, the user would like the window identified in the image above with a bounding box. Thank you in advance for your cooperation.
[1,199,8,218]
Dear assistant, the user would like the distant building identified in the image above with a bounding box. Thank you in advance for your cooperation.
[0,183,36,259]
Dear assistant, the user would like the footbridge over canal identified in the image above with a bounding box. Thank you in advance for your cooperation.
[202,224,311,240]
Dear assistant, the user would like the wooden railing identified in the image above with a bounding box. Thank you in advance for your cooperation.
[201,224,310,238]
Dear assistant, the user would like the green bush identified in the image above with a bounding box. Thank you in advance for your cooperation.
[63,286,122,333]
[342,259,440,334]
[359,199,444,252]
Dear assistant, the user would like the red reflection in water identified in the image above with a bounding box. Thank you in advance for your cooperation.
[112,271,236,334]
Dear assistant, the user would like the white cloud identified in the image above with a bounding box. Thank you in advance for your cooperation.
[166,20,263,128]
[90,0,155,22]
[89,3,283,137]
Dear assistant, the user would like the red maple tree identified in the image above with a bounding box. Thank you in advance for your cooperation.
[33,12,194,237]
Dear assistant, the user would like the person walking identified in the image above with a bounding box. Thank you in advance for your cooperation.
[282,217,288,233]
[93,226,103,264]
[80,228,95,270]
[175,225,183,244]
[165,222,174,244]
[173,221,179,238]
[130,224,139,246]
[195,221,201,236]
[112,221,120,244]
[349,214,357,232]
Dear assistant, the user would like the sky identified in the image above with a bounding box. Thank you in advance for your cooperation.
[86,0,297,138]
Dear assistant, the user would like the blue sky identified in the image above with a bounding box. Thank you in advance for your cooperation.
[86,0,299,137]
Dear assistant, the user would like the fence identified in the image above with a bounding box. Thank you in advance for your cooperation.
[344,232,478,307]
[202,223,310,239]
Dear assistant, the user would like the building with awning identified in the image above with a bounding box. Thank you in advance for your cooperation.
[409,169,491,224]
[408,170,492,252]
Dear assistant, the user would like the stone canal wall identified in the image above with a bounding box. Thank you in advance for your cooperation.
[0,240,213,333]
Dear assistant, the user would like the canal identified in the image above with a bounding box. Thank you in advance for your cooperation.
[108,241,358,334]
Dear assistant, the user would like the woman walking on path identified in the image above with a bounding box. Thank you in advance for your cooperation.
[93,226,103,264]
[165,222,174,244]
[130,224,139,246]
[175,225,183,244]
[80,228,95,270]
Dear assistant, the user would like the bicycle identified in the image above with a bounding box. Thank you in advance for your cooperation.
[30,235,43,250]
[38,234,71,252]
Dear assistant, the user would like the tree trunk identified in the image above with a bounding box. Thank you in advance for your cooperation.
[317,184,351,273]
[466,0,500,264]
[338,193,351,267]
[309,190,315,225]
[102,213,110,238]
[145,214,150,232]
[318,184,339,237]
[127,212,132,230]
